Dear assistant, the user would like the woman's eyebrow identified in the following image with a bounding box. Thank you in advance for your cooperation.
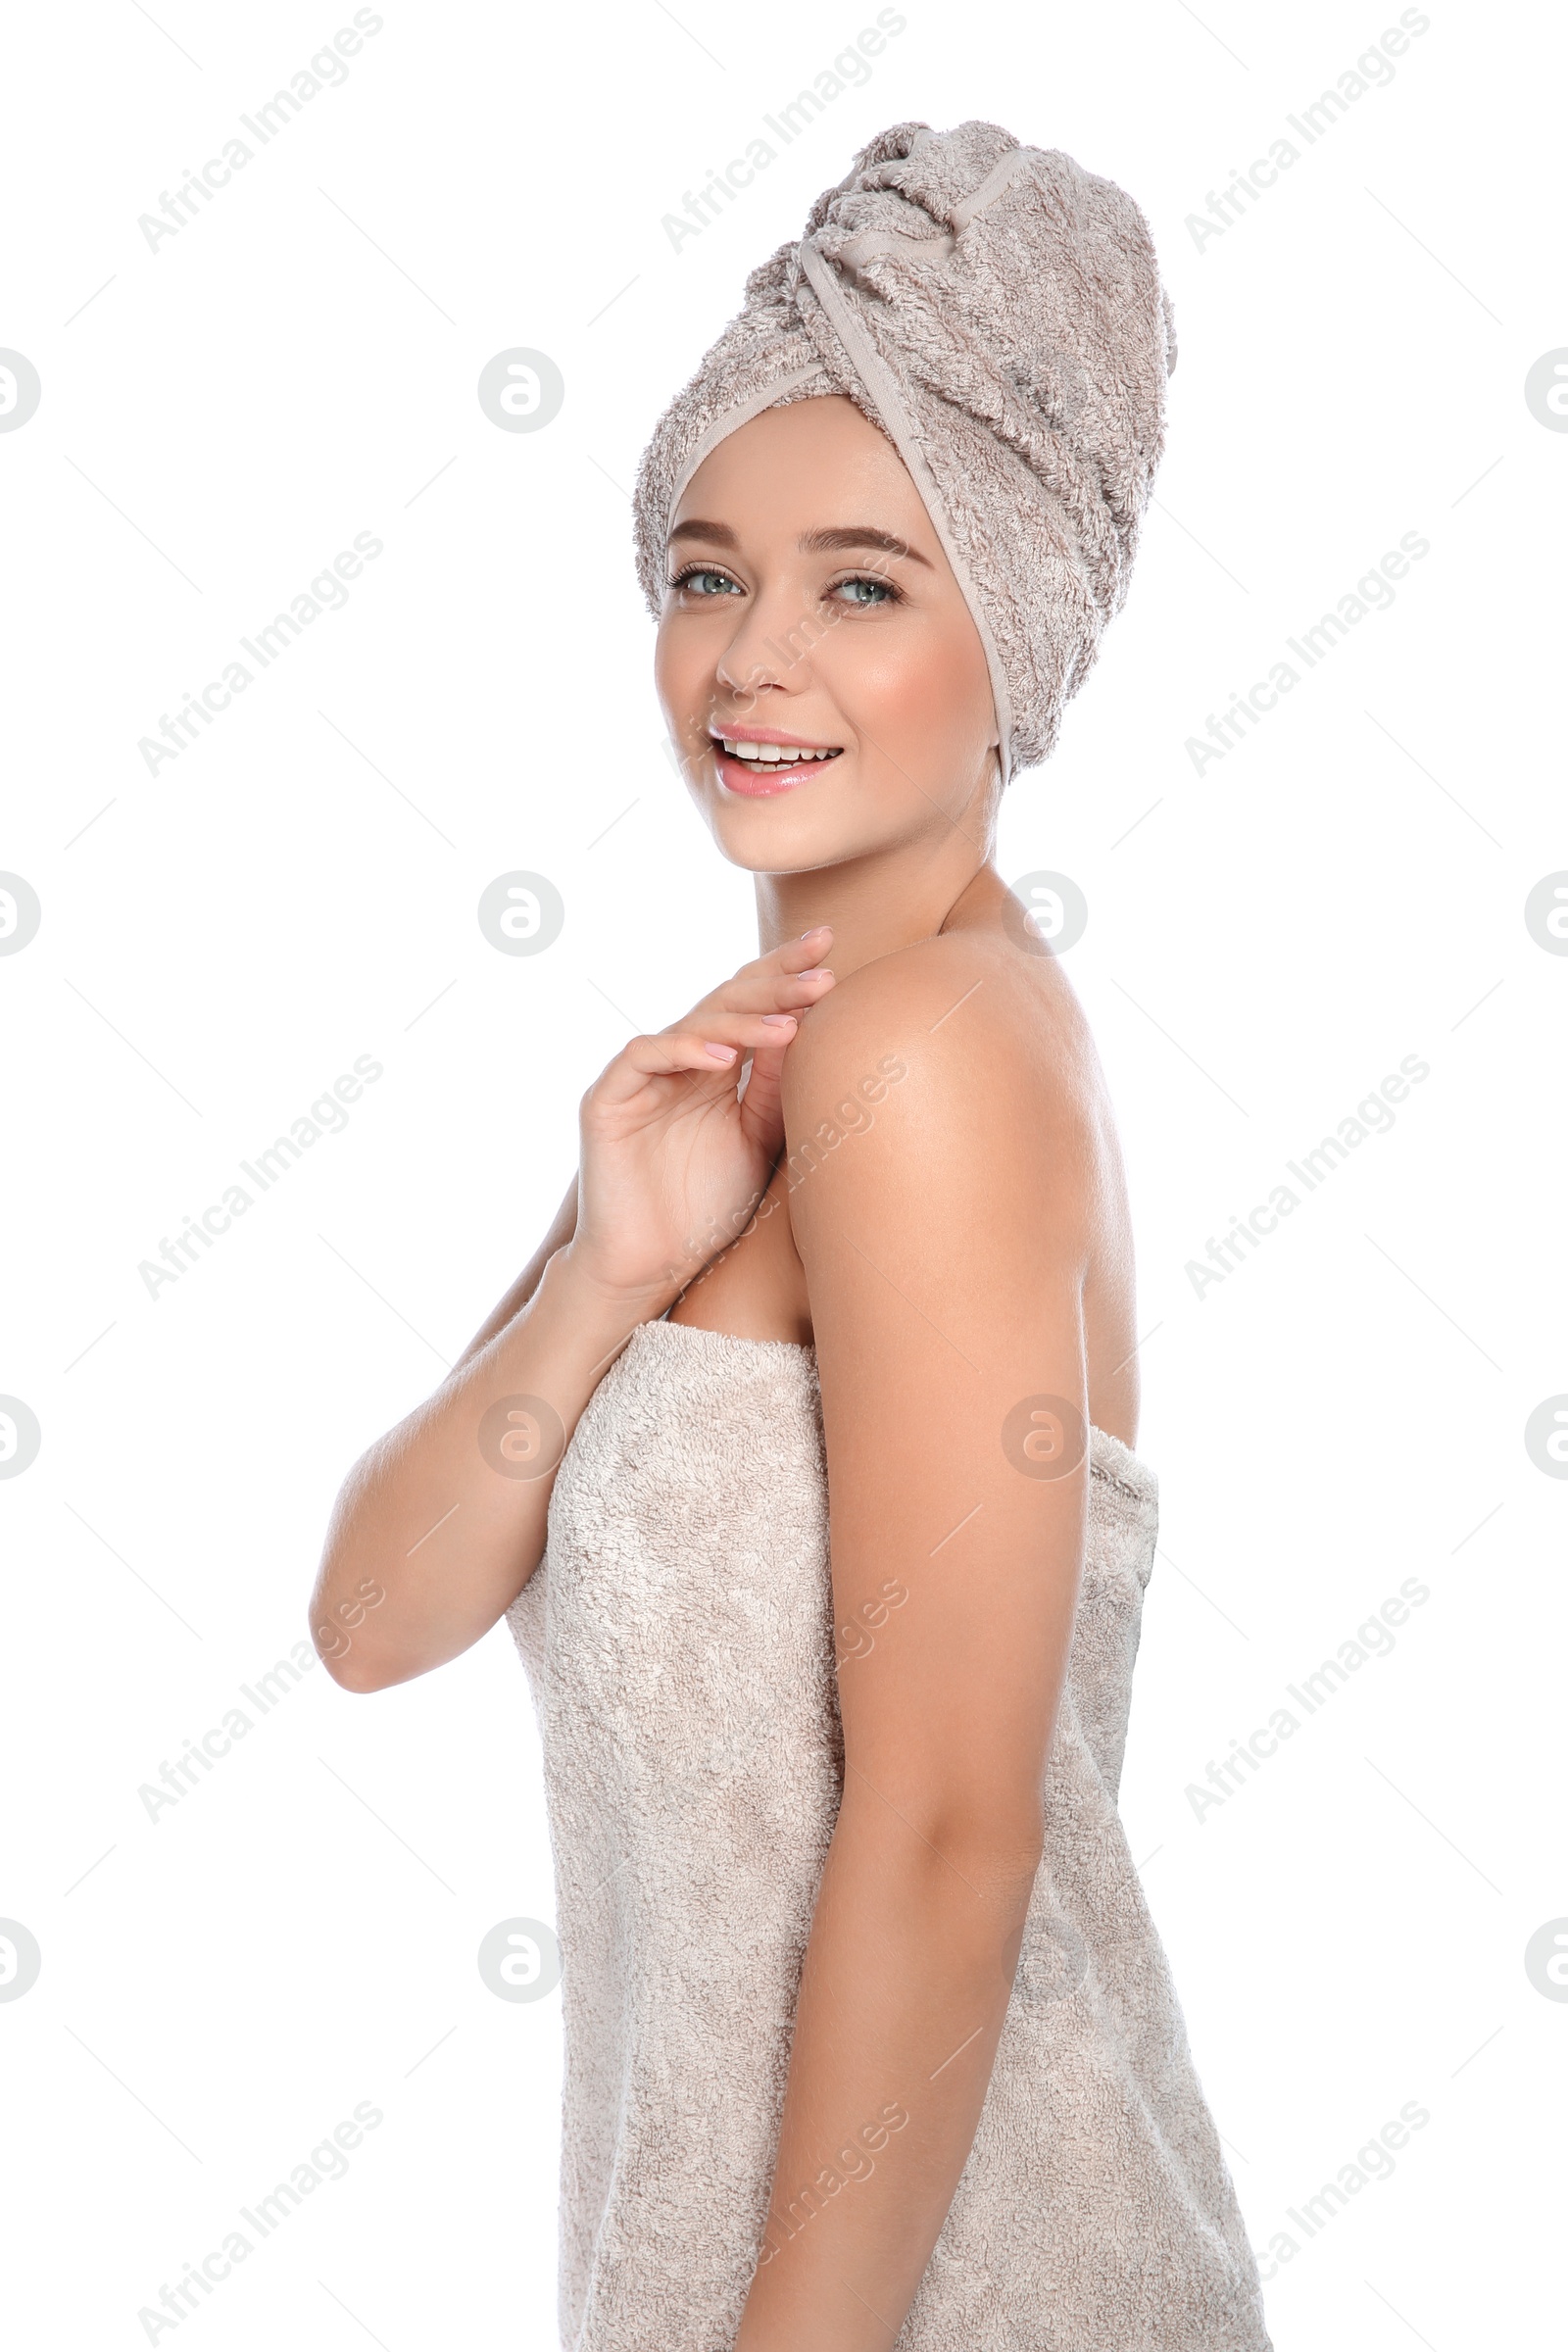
[666,518,739,548]
[663,518,931,568]
[798,525,931,568]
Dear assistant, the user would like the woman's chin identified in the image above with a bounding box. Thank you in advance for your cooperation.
[704,803,894,878]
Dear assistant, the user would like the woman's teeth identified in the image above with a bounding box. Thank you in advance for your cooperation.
[715,739,840,765]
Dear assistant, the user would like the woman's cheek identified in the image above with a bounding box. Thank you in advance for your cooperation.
[653,625,709,746]
[831,631,977,773]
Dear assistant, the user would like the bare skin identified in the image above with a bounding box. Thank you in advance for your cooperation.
[310,393,1139,2348]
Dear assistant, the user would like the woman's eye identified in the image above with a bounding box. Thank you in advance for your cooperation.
[673,567,741,597]
[832,575,895,607]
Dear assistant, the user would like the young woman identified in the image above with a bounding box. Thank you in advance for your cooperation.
[312,121,1271,2352]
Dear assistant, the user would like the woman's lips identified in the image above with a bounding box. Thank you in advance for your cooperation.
[708,735,844,798]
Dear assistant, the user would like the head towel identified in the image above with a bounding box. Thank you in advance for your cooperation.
[633,120,1176,785]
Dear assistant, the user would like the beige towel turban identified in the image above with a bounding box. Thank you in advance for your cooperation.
[632,119,1177,785]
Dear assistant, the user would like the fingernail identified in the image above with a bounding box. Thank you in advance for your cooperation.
[705,1043,737,1062]
[798,967,833,983]
[760,1013,797,1028]
[800,925,831,942]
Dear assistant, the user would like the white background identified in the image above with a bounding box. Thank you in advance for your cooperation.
[2,0,1564,2345]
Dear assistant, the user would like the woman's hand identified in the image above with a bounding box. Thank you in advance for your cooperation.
[564,925,836,1308]
[309,926,837,1692]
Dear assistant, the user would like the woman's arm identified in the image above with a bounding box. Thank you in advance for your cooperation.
[308,934,838,1691]
[735,936,1095,2350]
[308,1223,655,1691]
[452,1170,579,1369]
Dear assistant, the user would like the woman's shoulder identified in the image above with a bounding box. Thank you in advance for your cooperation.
[777,916,1108,1266]
[784,916,1100,1136]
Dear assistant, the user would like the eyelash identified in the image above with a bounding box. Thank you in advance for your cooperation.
[666,563,905,609]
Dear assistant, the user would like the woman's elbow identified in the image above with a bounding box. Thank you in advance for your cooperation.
[316,1636,396,1694]
[949,1816,1047,1901]
[852,1784,1047,1900]
[308,1561,398,1692]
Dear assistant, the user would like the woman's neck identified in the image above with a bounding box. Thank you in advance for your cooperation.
[754,845,1005,983]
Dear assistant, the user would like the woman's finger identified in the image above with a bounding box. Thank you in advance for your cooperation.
[685,966,835,1021]
[736,1039,791,1155]
[674,928,836,1027]
[662,1011,803,1055]
[590,1016,802,1108]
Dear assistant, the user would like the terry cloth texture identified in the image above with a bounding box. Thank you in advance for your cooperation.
[509,1316,1270,2352]
[632,119,1177,785]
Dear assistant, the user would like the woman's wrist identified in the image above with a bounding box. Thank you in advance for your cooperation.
[544,1238,679,1344]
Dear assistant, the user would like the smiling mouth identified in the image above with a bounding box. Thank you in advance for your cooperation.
[709,732,844,773]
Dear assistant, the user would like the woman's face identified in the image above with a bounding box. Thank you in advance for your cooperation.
[654,394,1000,874]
